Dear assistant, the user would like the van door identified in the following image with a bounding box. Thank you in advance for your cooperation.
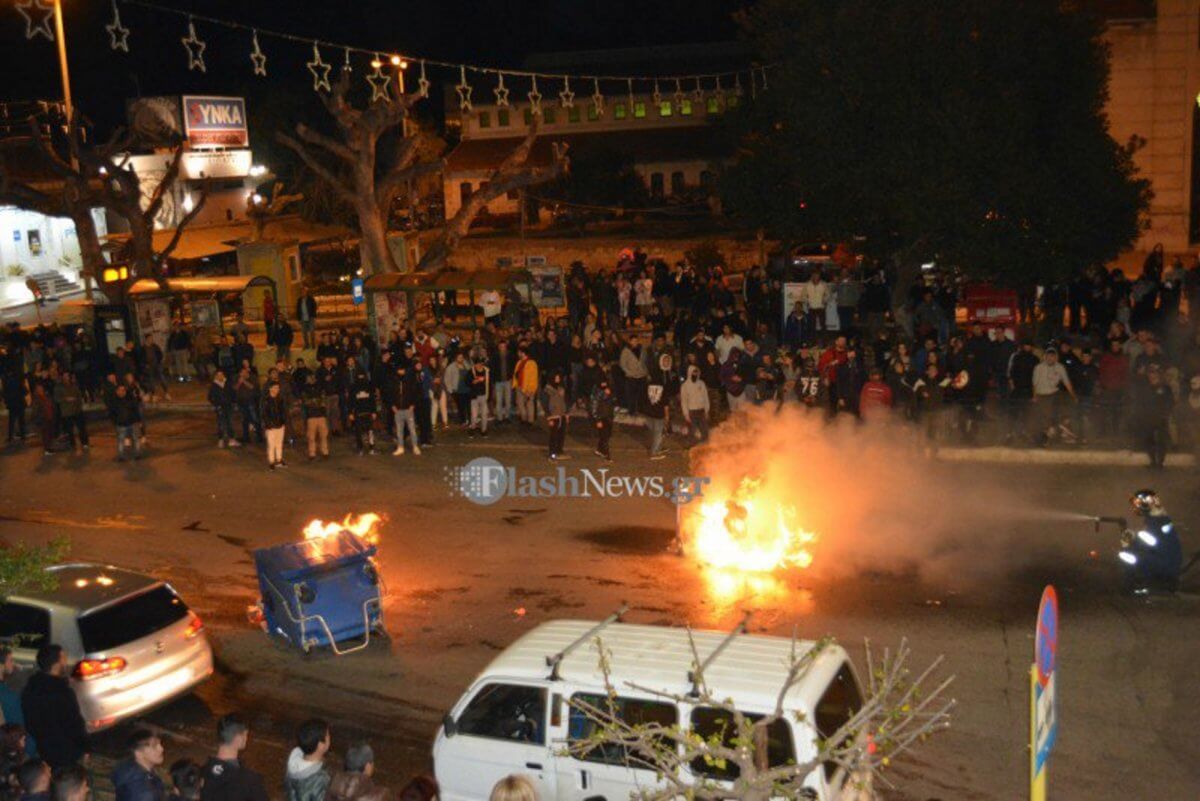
[437,681,556,801]
[555,691,677,801]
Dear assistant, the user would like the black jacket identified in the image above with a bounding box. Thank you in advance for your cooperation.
[21,671,88,768]
[199,758,269,801]
[262,394,289,429]
[112,757,167,801]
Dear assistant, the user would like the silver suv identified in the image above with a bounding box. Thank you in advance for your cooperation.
[0,564,213,731]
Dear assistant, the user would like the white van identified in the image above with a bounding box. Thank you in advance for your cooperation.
[433,618,865,801]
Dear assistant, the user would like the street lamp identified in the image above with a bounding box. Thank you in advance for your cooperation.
[51,0,73,122]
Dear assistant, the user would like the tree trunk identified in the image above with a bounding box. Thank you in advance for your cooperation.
[126,214,161,287]
[357,203,397,274]
[70,204,103,302]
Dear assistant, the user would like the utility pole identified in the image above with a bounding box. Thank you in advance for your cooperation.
[52,0,96,301]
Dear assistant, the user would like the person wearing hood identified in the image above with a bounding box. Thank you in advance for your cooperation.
[20,645,87,770]
[327,741,389,801]
[720,348,748,413]
[284,719,331,801]
[680,365,711,443]
[111,730,166,801]
[644,353,674,459]
[591,379,617,461]
[545,373,570,460]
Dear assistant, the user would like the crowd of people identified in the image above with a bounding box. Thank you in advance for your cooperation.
[2,248,1200,468]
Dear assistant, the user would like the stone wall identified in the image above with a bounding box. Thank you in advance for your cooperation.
[449,234,775,272]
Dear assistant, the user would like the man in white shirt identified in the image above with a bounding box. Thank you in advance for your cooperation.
[1031,348,1076,444]
[478,289,503,323]
[714,324,745,364]
[802,271,829,335]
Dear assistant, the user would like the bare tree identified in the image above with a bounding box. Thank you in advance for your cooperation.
[246,182,304,241]
[0,122,106,300]
[568,634,954,801]
[278,71,567,275]
[2,111,208,291]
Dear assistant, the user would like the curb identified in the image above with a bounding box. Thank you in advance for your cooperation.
[935,447,1196,467]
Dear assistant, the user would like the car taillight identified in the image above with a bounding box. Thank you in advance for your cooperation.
[184,612,204,639]
[73,656,127,681]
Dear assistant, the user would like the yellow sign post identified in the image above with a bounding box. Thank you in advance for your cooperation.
[1030,666,1047,801]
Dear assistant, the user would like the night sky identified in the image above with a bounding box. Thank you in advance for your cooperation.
[1,0,744,135]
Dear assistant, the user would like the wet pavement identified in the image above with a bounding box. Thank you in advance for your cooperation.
[2,411,1199,799]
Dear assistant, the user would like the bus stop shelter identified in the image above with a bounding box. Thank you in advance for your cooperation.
[126,274,278,349]
[364,269,533,343]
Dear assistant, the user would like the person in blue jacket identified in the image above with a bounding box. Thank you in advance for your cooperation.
[111,729,166,801]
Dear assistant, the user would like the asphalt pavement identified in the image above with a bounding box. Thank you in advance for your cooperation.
[1,410,1198,800]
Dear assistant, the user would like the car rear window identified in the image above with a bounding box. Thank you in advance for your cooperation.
[0,603,51,649]
[78,585,189,653]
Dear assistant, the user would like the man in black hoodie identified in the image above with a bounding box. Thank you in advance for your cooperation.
[200,714,269,801]
[20,645,87,769]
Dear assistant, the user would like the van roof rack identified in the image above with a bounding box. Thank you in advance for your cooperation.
[687,612,751,698]
[546,603,629,681]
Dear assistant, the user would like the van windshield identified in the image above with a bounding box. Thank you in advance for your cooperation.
[78,585,189,653]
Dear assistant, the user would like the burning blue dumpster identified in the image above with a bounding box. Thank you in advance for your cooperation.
[253,529,384,655]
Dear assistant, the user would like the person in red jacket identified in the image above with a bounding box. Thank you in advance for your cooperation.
[1097,338,1131,438]
[817,336,849,414]
[859,367,894,421]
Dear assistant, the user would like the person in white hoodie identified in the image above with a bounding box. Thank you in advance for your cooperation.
[285,719,331,801]
[680,365,711,443]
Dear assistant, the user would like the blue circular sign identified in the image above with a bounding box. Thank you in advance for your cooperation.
[1035,585,1058,687]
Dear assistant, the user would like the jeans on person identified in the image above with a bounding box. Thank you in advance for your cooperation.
[60,414,88,449]
[116,424,140,460]
[1144,421,1170,468]
[595,418,613,457]
[168,349,191,380]
[494,380,512,421]
[238,402,264,442]
[688,409,709,442]
[431,393,450,428]
[548,416,567,457]
[517,391,537,423]
[300,320,315,349]
[416,395,433,445]
[214,406,235,444]
[265,426,285,464]
[646,417,665,456]
[470,396,489,433]
[306,416,329,457]
[393,407,419,450]
[623,376,645,414]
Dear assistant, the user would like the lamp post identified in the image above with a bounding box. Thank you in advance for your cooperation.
[52,0,73,123]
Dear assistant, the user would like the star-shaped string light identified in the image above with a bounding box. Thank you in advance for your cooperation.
[527,75,543,116]
[249,30,267,76]
[15,0,54,41]
[417,61,430,98]
[456,66,473,111]
[307,43,332,92]
[106,0,129,52]
[342,47,352,73]
[181,19,206,73]
[367,56,391,103]
[673,78,686,111]
[651,80,662,107]
[626,78,635,112]
[558,76,574,109]
[493,73,510,107]
[591,78,605,117]
[713,75,725,107]
[692,77,704,104]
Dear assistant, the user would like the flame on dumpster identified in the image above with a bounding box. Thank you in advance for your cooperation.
[303,513,384,546]
[687,477,817,573]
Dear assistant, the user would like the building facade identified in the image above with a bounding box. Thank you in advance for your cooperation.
[1103,0,1200,265]
[442,44,747,222]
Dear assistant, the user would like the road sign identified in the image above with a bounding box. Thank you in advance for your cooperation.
[1031,585,1058,801]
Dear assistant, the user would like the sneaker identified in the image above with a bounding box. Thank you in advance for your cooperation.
[412,446,422,455]
[393,446,405,456]
[269,463,277,471]
[228,439,241,448]
[650,453,666,461]
[594,449,606,458]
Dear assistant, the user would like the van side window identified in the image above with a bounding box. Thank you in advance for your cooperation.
[0,603,50,649]
[457,683,546,745]
[690,707,795,780]
[567,693,677,766]
[814,663,864,780]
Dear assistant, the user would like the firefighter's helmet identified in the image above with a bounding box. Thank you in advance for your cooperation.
[1131,488,1166,517]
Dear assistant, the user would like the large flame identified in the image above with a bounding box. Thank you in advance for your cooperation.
[687,477,817,572]
[303,513,384,546]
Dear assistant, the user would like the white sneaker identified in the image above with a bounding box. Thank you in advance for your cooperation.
[228,439,241,448]
[393,446,404,456]
[412,446,422,455]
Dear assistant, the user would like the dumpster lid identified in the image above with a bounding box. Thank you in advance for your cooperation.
[254,531,377,582]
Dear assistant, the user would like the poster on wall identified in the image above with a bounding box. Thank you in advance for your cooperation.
[781,282,807,328]
[529,265,565,308]
[190,299,221,332]
[134,298,171,350]
[372,291,409,344]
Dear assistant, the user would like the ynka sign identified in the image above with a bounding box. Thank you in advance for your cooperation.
[183,96,248,148]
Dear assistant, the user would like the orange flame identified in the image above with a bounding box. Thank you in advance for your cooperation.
[303,513,384,546]
[686,477,817,572]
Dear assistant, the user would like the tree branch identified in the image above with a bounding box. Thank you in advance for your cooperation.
[276,132,356,202]
[154,185,209,268]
